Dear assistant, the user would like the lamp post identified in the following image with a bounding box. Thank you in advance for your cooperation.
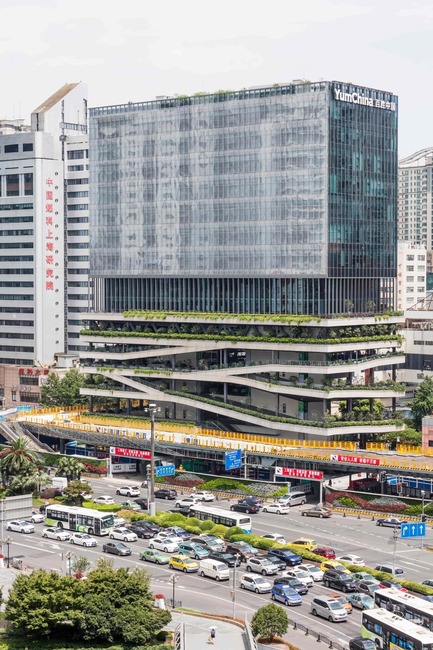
[392,527,398,576]
[421,490,426,550]
[5,536,12,569]
[145,402,160,516]
[169,574,179,608]
[231,553,240,619]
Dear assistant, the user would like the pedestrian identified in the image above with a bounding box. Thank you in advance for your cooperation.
[208,627,216,644]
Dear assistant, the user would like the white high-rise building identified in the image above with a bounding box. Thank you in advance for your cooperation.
[396,241,426,310]
[398,148,433,248]
[0,83,89,406]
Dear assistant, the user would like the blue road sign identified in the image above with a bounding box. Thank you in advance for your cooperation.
[225,449,242,471]
[400,522,426,538]
[155,464,175,478]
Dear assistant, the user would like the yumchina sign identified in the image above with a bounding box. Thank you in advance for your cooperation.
[333,87,396,112]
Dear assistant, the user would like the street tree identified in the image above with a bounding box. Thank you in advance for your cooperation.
[56,457,84,483]
[63,479,92,505]
[72,556,91,579]
[251,603,289,641]
[39,368,87,407]
[0,437,40,485]
[7,465,51,496]
[411,376,433,430]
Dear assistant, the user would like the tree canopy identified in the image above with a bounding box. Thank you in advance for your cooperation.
[411,376,433,430]
[251,603,289,641]
[5,559,171,645]
[56,456,84,483]
[39,368,87,407]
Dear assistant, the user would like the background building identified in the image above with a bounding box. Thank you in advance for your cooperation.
[0,83,89,407]
[398,148,433,250]
[89,80,398,316]
[396,241,426,310]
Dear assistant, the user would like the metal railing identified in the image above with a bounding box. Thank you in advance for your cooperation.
[173,622,185,650]
[244,620,259,650]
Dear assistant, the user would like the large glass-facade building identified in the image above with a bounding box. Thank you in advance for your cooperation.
[89,80,398,315]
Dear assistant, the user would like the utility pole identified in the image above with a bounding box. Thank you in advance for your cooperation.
[392,527,398,576]
[232,553,240,619]
[421,490,426,550]
[145,402,160,517]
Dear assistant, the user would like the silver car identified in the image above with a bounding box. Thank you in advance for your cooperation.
[7,520,34,534]
[246,556,280,575]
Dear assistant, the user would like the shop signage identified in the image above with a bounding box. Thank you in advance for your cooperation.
[109,446,152,460]
[333,87,396,111]
[330,454,380,466]
[275,467,323,480]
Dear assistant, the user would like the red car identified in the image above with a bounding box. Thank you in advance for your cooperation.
[314,546,336,559]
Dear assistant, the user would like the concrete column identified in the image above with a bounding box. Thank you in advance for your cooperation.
[89,396,94,413]
[127,399,131,415]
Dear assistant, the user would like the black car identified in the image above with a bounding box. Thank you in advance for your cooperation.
[127,523,154,539]
[238,496,263,507]
[131,520,160,534]
[168,507,191,517]
[259,553,286,572]
[208,551,241,567]
[323,570,357,592]
[154,488,177,500]
[230,502,259,514]
[273,576,308,595]
[349,638,376,650]
[268,548,302,567]
[133,498,148,510]
[102,541,132,556]
[225,542,256,562]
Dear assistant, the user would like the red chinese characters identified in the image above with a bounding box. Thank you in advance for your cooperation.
[330,454,381,466]
[109,446,152,460]
[44,177,56,291]
[275,467,323,480]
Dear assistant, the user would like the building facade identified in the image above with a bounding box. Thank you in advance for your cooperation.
[89,81,398,316]
[396,241,426,310]
[0,83,89,407]
[398,148,433,249]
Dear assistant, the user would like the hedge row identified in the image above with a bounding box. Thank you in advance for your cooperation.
[130,511,433,598]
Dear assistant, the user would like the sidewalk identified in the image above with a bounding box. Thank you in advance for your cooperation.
[168,611,246,649]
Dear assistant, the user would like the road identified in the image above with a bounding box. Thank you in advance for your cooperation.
[5,476,432,649]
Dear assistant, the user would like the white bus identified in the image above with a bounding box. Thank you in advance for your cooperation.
[45,505,114,536]
[374,588,433,631]
[188,504,252,534]
[361,608,433,650]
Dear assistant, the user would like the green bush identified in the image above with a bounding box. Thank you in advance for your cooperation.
[224,526,244,540]
[252,538,279,551]
[182,525,203,535]
[83,502,122,512]
[338,496,359,508]
[199,478,251,493]
[200,520,215,532]
[230,533,254,543]
[209,524,227,538]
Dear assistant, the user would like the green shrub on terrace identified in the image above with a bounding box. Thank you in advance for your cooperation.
[209,524,228,538]
[224,526,245,540]
[200,519,215,532]
[82,502,122,512]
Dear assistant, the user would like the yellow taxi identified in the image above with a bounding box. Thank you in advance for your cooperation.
[288,538,319,551]
[169,554,199,573]
[320,559,351,575]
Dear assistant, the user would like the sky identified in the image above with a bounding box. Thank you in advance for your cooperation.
[0,0,432,157]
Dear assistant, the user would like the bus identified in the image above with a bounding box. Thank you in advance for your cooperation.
[374,588,433,631]
[361,609,433,650]
[45,505,114,536]
[188,504,252,534]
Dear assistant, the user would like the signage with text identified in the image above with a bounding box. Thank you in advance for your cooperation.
[275,467,323,480]
[333,87,396,112]
[110,446,152,460]
[330,454,380,466]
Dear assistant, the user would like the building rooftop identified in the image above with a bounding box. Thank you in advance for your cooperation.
[32,83,80,115]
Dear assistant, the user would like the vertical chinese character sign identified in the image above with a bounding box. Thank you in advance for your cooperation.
[44,178,55,292]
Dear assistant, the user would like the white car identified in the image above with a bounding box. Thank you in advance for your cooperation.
[116,486,140,497]
[109,527,138,542]
[70,533,97,547]
[300,564,324,582]
[194,491,215,502]
[246,556,281,575]
[283,568,314,588]
[149,537,179,553]
[94,495,115,505]
[112,515,126,527]
[7,520,34,534]
[153,531,184,545]
[338,554,365,567]
[175,497,199,509]
[29,510,45,524]
[43,527,71,541]
[262,533,286,545]
[262,503,291,515]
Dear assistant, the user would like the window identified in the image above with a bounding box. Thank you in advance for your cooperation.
[67,150,85,160]
[24,173,33,196]
[6,175,19,197]
[67,204,88,211]
[68,165,84,171]
[4,144,18,153]
[20,376,39,386]
[19,392,40,403]
[406,266,414,271]
[23,143,33,152]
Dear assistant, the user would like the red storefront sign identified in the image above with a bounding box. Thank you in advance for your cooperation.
[330,454,381,466]
[275,467,323,480]
[109,446,152,460]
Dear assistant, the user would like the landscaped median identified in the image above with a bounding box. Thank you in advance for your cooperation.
[131,510,433,598]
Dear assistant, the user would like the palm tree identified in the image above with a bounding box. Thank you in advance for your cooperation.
[56,457,85,483]
[8,466,51,495]
[0,437,40,484]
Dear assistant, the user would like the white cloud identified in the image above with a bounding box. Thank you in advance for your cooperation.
[149,41,262,74]
[41,56,103,68]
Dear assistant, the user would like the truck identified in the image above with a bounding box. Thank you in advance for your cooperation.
[51,477,68,492]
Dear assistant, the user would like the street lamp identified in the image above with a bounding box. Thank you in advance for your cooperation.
[231,553,241,619]
[145,402,160,516]
[421,490,426,550]
[5,536,12,569]
[169,574,179,608]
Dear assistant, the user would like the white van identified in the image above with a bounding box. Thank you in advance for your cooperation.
[278,491,307,506]
[311,596,348,622]
[199,559,230,581]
